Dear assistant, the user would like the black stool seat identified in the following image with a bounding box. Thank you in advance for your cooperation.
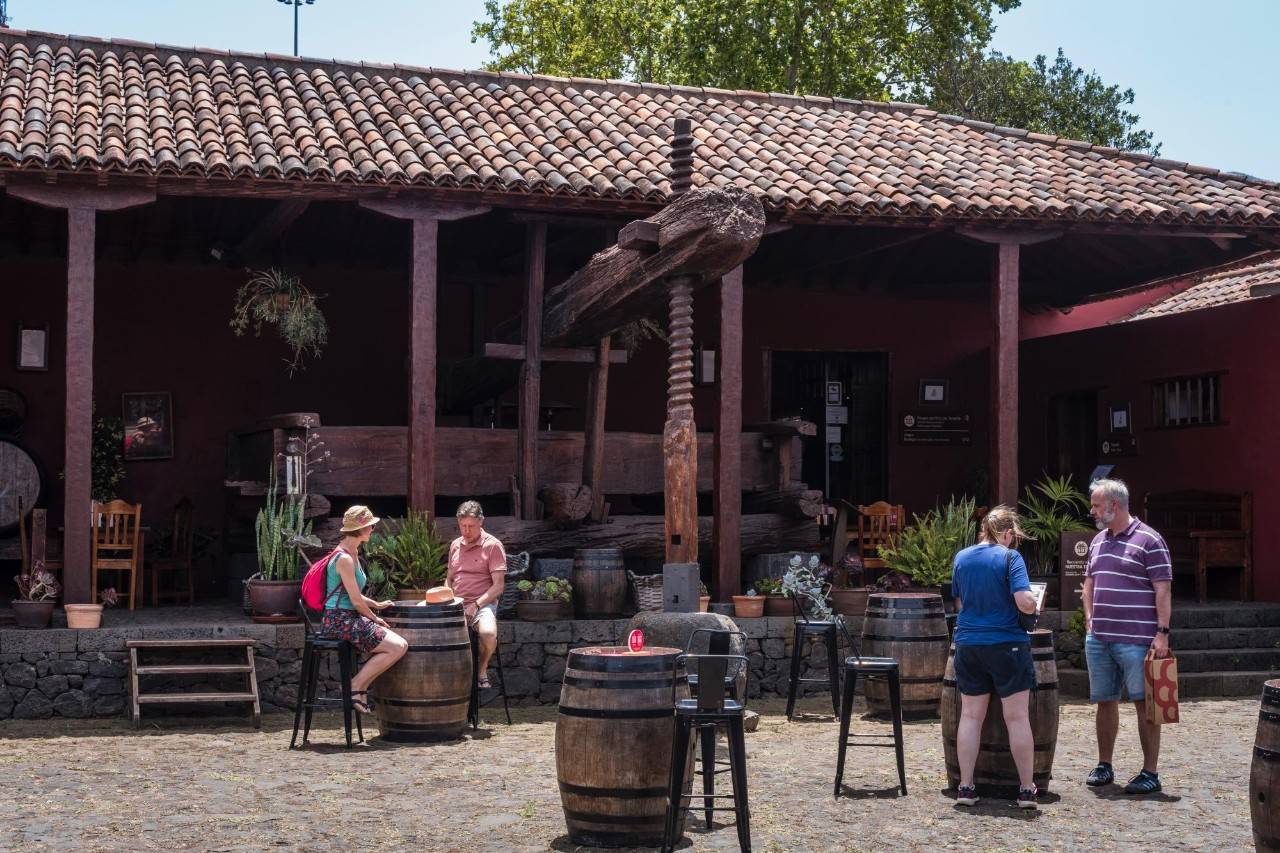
[786,609,842,720]
[290,604,365,749]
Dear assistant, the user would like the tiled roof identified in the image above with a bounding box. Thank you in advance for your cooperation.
[1126,252,1280,321]
[4,29,1280,226]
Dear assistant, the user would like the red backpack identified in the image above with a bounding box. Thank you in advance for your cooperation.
[300,547,345,611]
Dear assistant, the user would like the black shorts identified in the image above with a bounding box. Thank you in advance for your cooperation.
[954,642,1035,698]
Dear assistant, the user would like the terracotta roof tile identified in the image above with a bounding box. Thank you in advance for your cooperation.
[3,29,1280,226]
[1126,252,1280,321]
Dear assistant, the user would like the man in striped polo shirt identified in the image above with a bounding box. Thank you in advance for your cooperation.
[1082,478,1173,795]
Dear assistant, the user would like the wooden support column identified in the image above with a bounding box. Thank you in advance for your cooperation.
[6,183,155,604]
[992,242,1020,506]
[359,199,489,513]
[517,221,547,520]
[664,274,699,564]
[582,335,611,522]
[713,266,744,599]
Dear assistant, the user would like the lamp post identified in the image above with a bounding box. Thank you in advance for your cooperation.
[276,0,316,57]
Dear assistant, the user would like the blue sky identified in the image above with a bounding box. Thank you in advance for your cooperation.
[8,0,1279,180]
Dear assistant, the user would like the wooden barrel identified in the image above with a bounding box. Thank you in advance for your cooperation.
[572,548,628,617]
[556,646,692,848]
[370,599,472,742]
[1250,679,1280,849]
[940,629,1060,796]
[862,592,950,718]
[0,438,43,535]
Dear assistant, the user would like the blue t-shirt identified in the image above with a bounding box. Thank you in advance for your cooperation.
[951,543,1031,646]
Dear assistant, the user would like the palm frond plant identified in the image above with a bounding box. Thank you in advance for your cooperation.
[879,496,977,588]
[230,268,328,375]
[365,511,448,593]
[1018,474,1092,575]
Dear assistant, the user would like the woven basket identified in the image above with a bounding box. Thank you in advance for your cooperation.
[499,551,531,616]
[628,571,709,612]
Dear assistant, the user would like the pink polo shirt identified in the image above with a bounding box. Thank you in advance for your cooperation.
[448,530,507,604]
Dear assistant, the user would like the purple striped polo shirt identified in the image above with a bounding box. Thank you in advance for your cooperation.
[1086,517,1172,644]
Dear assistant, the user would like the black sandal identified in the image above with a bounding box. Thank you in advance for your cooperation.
[350,691,373,714]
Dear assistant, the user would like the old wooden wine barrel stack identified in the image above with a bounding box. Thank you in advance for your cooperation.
[556,646,692,847]
[941,629,1061,796]
[370,600,472,741]
[862,592,950,718]
[1250,679,1280,849]
[572,548,628,617]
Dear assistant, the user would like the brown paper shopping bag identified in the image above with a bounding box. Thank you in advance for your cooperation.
[1144,650,1179,725]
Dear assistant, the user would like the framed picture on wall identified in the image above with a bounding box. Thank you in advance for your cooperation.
[919,379,949,406]
[16,322,49,371]
[122,392,174,460]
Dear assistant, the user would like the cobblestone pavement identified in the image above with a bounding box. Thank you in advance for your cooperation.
[0,697,1255,852]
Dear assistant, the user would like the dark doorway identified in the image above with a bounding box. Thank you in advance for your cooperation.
[770,351,888,504]
[1046,390,1099,491]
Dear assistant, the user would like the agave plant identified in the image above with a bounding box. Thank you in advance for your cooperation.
[1019,474,1092,575]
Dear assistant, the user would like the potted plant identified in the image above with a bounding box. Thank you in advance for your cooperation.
[878,496,976,604]
[754,576,789,617]
[65,587,119,630]
[515,577,573,621]
[1019,474,1091,607]
[230,268,329,375]
[732,588,765,618]
[12,565,60,628]
[366,511,448,599]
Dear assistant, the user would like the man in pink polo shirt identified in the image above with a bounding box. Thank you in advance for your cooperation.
[447,500,507,688]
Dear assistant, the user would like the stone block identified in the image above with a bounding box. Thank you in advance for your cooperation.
[76,628,141,652]
[13,690,53,719]
[503,666,540,697]
[93,694,125,717]
[516,644,544,667]
[53,689,93,718]
[5,662,37,689]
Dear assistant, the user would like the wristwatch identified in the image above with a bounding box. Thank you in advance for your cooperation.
[1156,625,1171,635]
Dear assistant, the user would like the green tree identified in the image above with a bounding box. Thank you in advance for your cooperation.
[473,0,1159,152]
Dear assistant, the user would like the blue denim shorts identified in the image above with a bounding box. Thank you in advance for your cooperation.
[1085,634,1149,702]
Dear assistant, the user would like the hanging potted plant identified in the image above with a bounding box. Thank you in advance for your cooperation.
[365,511,448,600]
[12,565,60,628]
[230,268,329,375]
[64,587,119,630]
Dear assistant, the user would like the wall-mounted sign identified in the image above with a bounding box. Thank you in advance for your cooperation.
[1059,530,1095,611]
[900,412,972,446]
[825,405,848,425]
[1100,433,1138,458]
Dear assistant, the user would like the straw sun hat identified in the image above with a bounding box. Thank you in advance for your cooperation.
[339,505,381,534]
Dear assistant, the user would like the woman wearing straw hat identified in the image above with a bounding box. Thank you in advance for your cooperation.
[318,505,408,714]
[951,505,1040,809]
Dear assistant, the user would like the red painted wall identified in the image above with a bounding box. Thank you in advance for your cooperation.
[1021,296,1280,600]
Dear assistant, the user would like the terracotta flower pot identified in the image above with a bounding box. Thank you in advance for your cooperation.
[64,603,104,629]
[732,595,765,618]
[829,587,870,618]
[12,599,55,629]
[516,600,563,621]
[764,594,792,618]
[247,579,302,623]
[698,595,710,613]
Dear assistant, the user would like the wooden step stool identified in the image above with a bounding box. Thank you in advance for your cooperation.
[127,639,262,729]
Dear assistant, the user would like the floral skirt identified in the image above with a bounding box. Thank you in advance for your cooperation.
[318,609,387,654]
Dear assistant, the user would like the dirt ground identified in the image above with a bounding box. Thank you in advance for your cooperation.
[0,697,1255,852]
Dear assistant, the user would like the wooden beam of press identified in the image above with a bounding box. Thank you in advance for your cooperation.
[542,185,765,347]
[483,342,628,364]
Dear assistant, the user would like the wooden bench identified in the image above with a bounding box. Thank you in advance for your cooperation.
[1144,491,1252,603]
[127,639,262,729]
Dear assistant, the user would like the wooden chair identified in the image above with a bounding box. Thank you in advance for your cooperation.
[150,498,195,606]
[855,501,905,575]
[91,500,142,610]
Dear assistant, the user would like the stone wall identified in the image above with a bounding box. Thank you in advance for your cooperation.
[0,614,1084,720]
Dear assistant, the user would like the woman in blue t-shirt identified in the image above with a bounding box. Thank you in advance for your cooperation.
[950,506,1040,809]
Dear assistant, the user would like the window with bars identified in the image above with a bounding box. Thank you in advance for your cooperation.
[1151,374,1221,427]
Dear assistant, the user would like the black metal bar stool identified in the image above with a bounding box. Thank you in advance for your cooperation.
[290,600,364,749]
[832,615,906,796]
[785,592,842,720]
[468,622,511,728]
[663,650,752,853]
[685,628,747,830]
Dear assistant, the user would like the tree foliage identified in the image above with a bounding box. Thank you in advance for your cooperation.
[473,0,1159,152]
